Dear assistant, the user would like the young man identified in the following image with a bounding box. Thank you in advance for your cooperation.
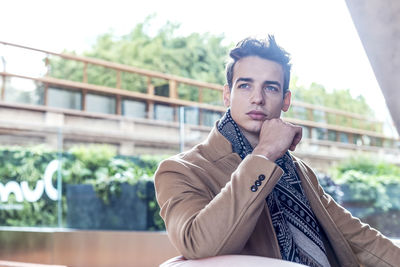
[155,36,400,266]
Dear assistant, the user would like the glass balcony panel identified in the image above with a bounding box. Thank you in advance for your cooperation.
[154,104,174,122]
[202,110,222,127]
[86,94,116,114]
[4,77,44,105]
[122,99,146,119]
[48,87,81,110]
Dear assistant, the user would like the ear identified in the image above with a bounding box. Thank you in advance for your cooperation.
[223,84,231,107]
[282,90,291,112]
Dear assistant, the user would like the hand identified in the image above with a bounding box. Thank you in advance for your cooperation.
[253,118,302,161]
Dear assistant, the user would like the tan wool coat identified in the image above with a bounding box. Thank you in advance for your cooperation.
[155,125,400,267]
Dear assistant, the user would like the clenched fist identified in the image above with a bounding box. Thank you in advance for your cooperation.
[252,118,302,161]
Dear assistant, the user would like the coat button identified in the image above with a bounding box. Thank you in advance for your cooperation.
[251,185,258,192]
[258,174,265,181]
[255,180,261,186]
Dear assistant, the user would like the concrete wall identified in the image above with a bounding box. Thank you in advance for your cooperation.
[345,0,400,134]
[0,102,399,172]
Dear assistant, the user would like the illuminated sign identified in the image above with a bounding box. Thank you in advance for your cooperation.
[0,159,60,203]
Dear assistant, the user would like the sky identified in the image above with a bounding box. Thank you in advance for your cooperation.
[1,0,397,136]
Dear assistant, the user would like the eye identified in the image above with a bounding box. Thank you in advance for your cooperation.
[238,83,250,89]
[264,85,279,92]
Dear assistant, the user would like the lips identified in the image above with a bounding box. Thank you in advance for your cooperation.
[246,110,267,120]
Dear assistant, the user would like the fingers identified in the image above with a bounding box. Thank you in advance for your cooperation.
[256,119,302,158]
[289,126,302,151]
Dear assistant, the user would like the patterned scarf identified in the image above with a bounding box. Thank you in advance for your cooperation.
[218,109,330,267]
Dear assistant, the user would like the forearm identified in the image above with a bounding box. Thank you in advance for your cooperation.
[155,155,283,259]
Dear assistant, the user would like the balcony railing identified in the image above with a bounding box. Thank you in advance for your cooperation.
[0,40,398,148]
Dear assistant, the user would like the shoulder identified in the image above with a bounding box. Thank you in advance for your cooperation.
[154,134,235,205]
[154,133,226,187]
[156,125,235,179]
[156,144,209,177]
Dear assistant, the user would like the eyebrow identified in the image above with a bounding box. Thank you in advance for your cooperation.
[235,77,282,89]
[236,77,253,83]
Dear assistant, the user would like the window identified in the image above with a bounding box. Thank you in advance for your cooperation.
[353,134,362,146]
[122,99,146,119]
[154,104,174,122]
[86,94,116,114]
[328,130,337,142]
[48,87,81,110]
[312,128,326,140]
[339,133,349,143]
[4,77,44,105]
[202,110,222,127]
[181,107,199,125]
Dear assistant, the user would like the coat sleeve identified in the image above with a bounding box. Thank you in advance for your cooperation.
[154,154,283,259]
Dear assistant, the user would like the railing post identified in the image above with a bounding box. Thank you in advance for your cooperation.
[45,54,50,77]
[169,80,177,98]
[147,77,154,120]
[347,115,352,128]
[43,84,48,106]
[169,80,179,122]
[82,89,87,111]
[348,133,354,144]
[1,56,6,101]
[307,107,314,121]
[116,95,121,115]
[116,70,121,89]
[43,55,50,106]
[198,87,203,103]
[1,73,5,101]
[83,62,88,83]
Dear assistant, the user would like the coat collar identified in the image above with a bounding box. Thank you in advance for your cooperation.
[201,121,242,163]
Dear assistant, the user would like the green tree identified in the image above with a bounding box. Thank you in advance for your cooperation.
[289,76,374,116]
[49,19,377,125]
[49,17,230,104]
[287,76,378,130]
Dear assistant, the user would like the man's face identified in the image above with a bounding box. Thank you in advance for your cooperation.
[223,56,291,139]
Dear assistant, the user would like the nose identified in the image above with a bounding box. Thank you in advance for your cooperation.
[250,87,265,105]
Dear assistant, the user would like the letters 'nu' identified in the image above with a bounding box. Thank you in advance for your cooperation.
[0,159,60,202]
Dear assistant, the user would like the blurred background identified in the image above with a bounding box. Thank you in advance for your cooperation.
[1,0,399,266]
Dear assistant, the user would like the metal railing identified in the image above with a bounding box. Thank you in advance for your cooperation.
[0,40,398,148]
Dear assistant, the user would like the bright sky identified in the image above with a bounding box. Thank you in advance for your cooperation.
[1,0,397,136]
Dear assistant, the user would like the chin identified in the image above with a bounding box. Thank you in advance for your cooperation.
[242,122,262,135]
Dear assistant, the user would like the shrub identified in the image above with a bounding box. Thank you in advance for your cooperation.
[330,156,400,237]
[0,145,167,230]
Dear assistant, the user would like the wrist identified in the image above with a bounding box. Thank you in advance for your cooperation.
[253,147,278,162]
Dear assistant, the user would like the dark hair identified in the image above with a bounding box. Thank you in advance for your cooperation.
[225,35,292,94]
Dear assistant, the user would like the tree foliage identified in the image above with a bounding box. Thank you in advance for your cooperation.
[289,76,374,116]
[287,77,379,131]
[49,18,376,120]
[49,17,230,104]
